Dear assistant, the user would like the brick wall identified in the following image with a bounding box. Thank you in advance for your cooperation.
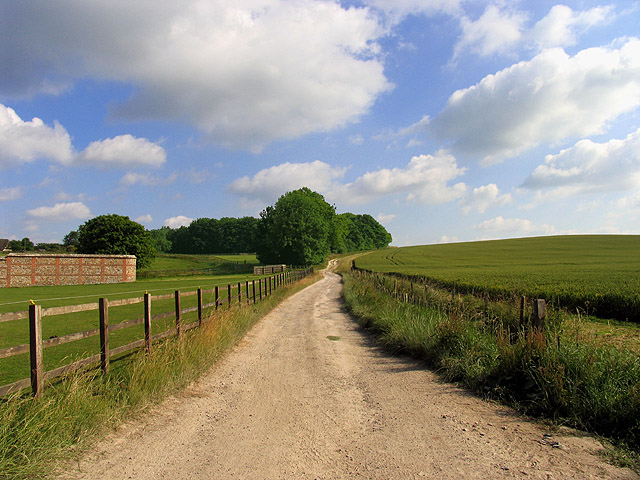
[0,253,136,288]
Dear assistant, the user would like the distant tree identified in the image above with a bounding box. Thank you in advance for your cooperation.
[166,216,259,254]
[63,231,79,248]
[187,218,221,253]
[8,238,34,252]
[335,213,392,252]
[219,216,259,253]
[149,227,173,253]
[35,242,66,253]
[256,188,335,266]
[166,226,191,254]
[76,214,156,269]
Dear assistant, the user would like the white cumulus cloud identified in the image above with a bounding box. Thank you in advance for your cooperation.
[452,4,613,61]
[0,187,23,201]
[376,213,396,223]
[460,184,512,214]
[473,216,556,238]
[427,38,640,163]
[229,161,347,206]
[164,216,194,228]
[0,104,73,167]
[522,127,640,197]
[0,104,166,169]
[77,135,166,169]
[529,4,614,50]
[453,5,527,60]
[1,1,392,152]
[26,202,91,222]
[332,150,467,205]
[119,172,177,187]
[231,151,468,207]
[134,214,153,225]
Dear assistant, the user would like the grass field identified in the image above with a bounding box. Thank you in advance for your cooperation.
[138,253,259,272]
[356,235,640,322]
[0,261,269,387]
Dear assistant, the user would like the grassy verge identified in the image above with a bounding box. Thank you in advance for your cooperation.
[341,271,640,471]
[356,236,640,322]
[0,272,320,480]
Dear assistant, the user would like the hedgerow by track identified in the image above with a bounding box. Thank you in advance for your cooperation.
[356,235,640,322]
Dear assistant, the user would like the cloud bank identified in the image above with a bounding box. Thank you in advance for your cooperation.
[1,1,392,152]
[0,104,166,169]
[410,37,640,163]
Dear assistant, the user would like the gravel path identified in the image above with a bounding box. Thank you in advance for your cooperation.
[63,264,637,479]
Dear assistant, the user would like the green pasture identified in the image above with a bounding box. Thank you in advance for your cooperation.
[139,253,258,273]
[0,270,271,386]
[356,235,640,321]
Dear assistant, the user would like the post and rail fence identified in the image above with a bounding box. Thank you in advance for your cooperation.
[350,263,547,333]
[0,268,313,398]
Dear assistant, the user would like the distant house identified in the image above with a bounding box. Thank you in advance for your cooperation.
[0,239,9,252]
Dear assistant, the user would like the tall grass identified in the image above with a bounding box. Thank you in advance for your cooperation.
[342,272,640,455]
[0,273,319,480]
[356,235,640,322]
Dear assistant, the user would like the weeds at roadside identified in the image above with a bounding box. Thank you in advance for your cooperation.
[341,272,640,471]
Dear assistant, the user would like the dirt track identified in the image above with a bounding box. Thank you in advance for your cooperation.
[63,264,637,479]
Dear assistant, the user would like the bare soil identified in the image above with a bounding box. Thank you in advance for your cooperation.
[62,264,638,479]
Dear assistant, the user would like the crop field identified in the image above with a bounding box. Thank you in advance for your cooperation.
[0,268,270,387]
[356,235,640,322]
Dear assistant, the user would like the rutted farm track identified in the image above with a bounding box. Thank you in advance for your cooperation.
[62,264,637,479]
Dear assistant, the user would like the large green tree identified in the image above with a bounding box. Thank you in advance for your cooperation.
[76,214,156,269]
[256,188,335,266]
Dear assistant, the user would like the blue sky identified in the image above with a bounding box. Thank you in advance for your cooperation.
[1,1,640,246]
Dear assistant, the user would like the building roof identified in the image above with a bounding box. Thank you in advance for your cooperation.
[0,239,9,251]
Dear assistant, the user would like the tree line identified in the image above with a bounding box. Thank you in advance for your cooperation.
[15,188,391,268]
[150,188,391,266]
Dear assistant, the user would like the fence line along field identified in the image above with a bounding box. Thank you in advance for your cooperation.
[0,266,312,396]
[355,235,640,322]
[0,252,284,392]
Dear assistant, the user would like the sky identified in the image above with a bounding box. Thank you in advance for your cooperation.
[1,0,640,247]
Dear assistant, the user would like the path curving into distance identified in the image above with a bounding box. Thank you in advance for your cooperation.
[63,262,637,479]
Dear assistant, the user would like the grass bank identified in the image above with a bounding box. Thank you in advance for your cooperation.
[0,272,320,480]
[356,235,640,322]
[341,271,640,470]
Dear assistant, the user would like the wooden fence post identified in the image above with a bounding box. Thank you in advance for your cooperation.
[215,286,219,310]
[29,303,43,398]
[144,292,151,353]
[259,279,263,300]
[519,295,526,325]
[237,282,242,305]
[197,288,203,326]
[175,290,181,338]
[99,298,109,374]
[532,299,546,331]
[228,283,232,309]
[252,280,256,304]
[246,281,250,305]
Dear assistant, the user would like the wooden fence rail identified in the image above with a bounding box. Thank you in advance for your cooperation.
[0,268,313,398]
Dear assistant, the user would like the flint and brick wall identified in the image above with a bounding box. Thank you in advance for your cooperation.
[0,254,136,288]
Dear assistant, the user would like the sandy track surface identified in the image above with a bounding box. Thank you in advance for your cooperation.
[63,265,637,479]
